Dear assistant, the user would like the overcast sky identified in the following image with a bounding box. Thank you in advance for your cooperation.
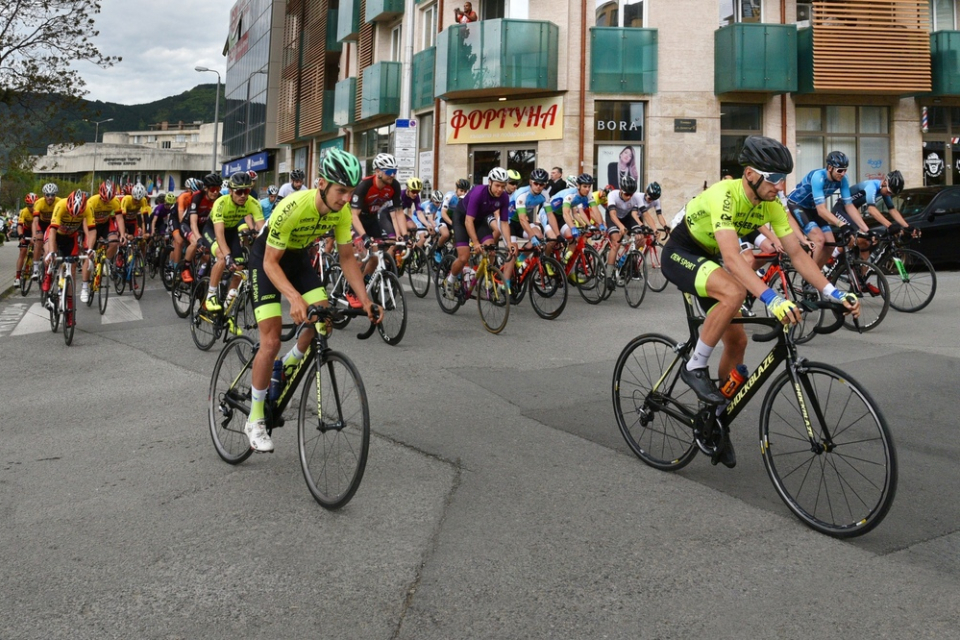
[76,0,236,105]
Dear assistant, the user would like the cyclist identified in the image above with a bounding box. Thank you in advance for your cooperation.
[260,185,280,221]
[81,181,123,302]
[14,193,38,286]
[33,184,61,268]
[786,151,869,268]
[660,136,859,467]
[117,183,151,249]
[173,178,202,278]
[508,168,551,246]
[277,168,307,198]
[203,172,264,312]
[181,174,223,284]
[413,190,442,249]
[639,182,668,238]
[489,169,523,245]
[390,176,423,242]
[350,153,402,284]
[42,191,95,303]
[604,175,646,290]
[833,170,911,262]
[435,178,470,257]
[244,149,378,453]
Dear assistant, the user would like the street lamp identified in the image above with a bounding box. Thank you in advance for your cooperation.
[84,117,114,193]
[244,68,268,157]
[195,66,222,173]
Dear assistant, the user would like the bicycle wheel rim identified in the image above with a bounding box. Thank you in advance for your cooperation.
[407,247,430,298]
[434,255,462,314]
[477,265,509,334]
[883,248,936,313]
[132,253,146,300]
[839,260,889,332]
[63,275,75,345]
[644,243,669,292]
[623,251,647,308]
[375,272,407,345]
[208,337,256,464]
[529,256,567,320]
[760,363,897,537]
[298,354,370,509]
[98,264,109,315]
[171,276,192,318]
[190,278,221,351]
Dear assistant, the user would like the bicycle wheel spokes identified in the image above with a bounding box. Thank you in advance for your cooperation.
[613,334,698,470]
[760,363,897,537]
[171,274,193,318]
[63,274,75,346]
[529,256,567,320]
[575,245,606,304]
[840,260,889,332]
[882,248,937,313]
[407,246,431,298]
[375,271,407,345]
[190,278,221,351]
[97,259,109,315]
[208,336,256,464]
[132,252,146,300]
[623,251,647,308]
[477,265,509,334]
[434,254,462,314]
[298,354,370,509]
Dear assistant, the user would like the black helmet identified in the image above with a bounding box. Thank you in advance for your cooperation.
[619,175,637,195]
[202,173,222,188]
[645,182,661,200]
[319,148,362,188]
[885,170,904,195]
[228,172,253,189]
[738,136,794,174]
[455,178,471,191]
[290,169,305,182]
[576,173,594,186]
[825,150,849,169]
[530,168,549,183]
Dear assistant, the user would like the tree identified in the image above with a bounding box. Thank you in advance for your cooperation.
[0,0,120,168]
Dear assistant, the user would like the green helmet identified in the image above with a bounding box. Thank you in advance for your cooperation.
[320,149,362,188]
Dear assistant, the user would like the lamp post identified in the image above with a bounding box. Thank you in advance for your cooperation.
[195,66,222,173]
[244,68,269,157]
[84,117,114,193]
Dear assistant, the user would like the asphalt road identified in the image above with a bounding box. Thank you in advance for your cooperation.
[1,242,959,639]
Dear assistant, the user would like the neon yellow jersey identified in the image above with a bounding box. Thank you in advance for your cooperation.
[266,189,352,251]
[50,198,95,236]
[683,180,793,256]
[86,195,121,225]
[210,194,264,229]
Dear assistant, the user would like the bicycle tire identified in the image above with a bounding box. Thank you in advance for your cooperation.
[434,254,463,315]
[835,259,889,332]
[381,250,398,276]
[613,334,699,470]
[20,258,33,296]
[576,245,606,305]
[208,336,257,464]
[298,351,370,509]
[760,361,897,538]
[623,251,647,308]
[84,270,95,307]
[146,243,159,279]
[407,246,430,298]
[63,273,75,346]
[510,263,528,305]
[373,271,407,345]
[644,242,669,292]
[48,274,61,333]
[113,254,126,295]
[190,277,221,351]
[880,247,937,313]
[160,247,175,291]
[131,251,146,300]
[529,256,567,320]
[97,259,109,315]
[171,273,193,318]
[477,264,509,334]
[233,286,259,345]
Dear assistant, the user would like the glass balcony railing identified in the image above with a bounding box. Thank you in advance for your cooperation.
[322,89,337,133]
[326,10,342,52]
[930,31,960,96]
[412,47,436,111]
[589,27,657,94]
[361,61,401,120]
[333,77,357,126]
[714,23,796,94]
[337,0,360,43]
[366,0,403,23]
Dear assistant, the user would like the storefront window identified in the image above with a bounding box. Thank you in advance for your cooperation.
[921,106,960,185]
[796,105,890,181]
[720,104,762,179]
[357,125,394,174]
[594,101,644,188]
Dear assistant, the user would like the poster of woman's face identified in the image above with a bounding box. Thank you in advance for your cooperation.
[597,145,641,189]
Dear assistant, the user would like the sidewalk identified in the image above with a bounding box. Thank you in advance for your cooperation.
[0,242,21,299]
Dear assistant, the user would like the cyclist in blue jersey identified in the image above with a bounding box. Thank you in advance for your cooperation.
[544,176,581,241]
[436,178,469,254]
[832,170,913,260]
[413,190,442,249]
[259,185,279,221]
[508,168,551,244]
[786,151,870,267]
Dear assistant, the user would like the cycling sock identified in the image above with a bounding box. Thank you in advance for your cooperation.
[207,286,217,297]
[249,387,268,421]
[283,344,304,369]
[686,339,714,371]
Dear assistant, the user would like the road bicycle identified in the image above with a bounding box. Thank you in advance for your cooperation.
[868,227,937,313]
[112,236,146,300]
[741,250,821,345]
[508,241,568,320]
[171,245,211,319]
[822,230,890,332]
[434,244,510,334]
[612,292,896,537]
[85,238,110,315]
[189,263,258,351]
[19,249,34,297]
[546,228,606,305]
[599,230,650,307]
[43,254,89,346]
[208,304,376,509]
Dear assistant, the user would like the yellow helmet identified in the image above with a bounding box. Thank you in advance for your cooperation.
[406,177,423,191]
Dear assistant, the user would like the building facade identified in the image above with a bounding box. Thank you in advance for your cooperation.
[269,0,960,213]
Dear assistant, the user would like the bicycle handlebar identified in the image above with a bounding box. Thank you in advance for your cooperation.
[750,298,849,344]
[279,303,381,342]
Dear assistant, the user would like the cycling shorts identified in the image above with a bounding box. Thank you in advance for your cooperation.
[788,201,832,235]
[358,212,385,240]
[94,219,119,240]
[453,212,495,248]
[44,227,81,258]
[377,209,398,239]
[248,242,326,322]
[509,219,541,239]
[202,222,243,260]
[660,239,722,315]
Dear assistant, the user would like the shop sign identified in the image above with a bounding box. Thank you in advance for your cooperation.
[446,96,563,145]
[924,152,944,177]
[222,151,268,177]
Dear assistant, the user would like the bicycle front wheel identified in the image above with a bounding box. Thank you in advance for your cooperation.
[477,265,509,334]
[644,243,669,292]
[613,334,699,470]
[171,272,193,318]
[113,256,126,295]
[63,274,75,346]
[131,251,146,300]
[373,271,407,345]
[760,362,897,538]
[434,254,463,315]
[97,259,109,315]
[208,336,257,464]
[623,251,647,308]
[190,277,221,351]
[529,256,567,320]
[298,352,370,509]
[48,277,61,333]
[836,260,889,332]
[407,246,431,298]
[575,245,606,305]
[880,247,937,313]
[20,259,33,296]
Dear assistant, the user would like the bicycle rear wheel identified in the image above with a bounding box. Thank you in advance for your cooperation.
[113,255,126,295]
[298,352,370,509]
[407,246,430,298]
[613,334,699,470]
[880,247,936,313]
[190,277,221,351]
[131,251,146,300]
[97,259,109,315]
[760,362,897,538]
[623,251,647,308]
[575,245,606,304]
[20,258,33,296]
[836,260,889,332]
[48,275,61,333]
[477,265,509,334]
[208,336,257,464]
[63,274,75,346]
[373,271,407,345]
[434,254,463,315]
[160,247,175,291]
[643,242,669,292]
[529,256,567,320]
[171,272,193,318]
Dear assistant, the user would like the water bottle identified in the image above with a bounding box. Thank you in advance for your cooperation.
[197,261,207,278]
[515,255,526,271]
[462,266,476,292]
[269,359,283,401]
[224,288,238,309]
[720,364,749,399]
[616,253,627,269]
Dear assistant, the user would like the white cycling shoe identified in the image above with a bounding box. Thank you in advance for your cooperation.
[244,419,275,453]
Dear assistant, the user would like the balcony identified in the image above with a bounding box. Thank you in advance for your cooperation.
[929,31,960,96]
[412,46,436,110]
[322,90,337,133]
[366,0,403,23]
[590,27,657,94]
[333,77,357,126]
[714,23,796,94]
[326,10,342,52]
[360,61,401,120]
[337,0,360,43]
[435,19,559,100]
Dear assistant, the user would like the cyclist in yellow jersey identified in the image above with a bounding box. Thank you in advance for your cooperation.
[117,183,151,244]
[82,181,123,301]
[660,136,860,435]
[15,193,39,285]
[242,149,378,453]
[42,191,95,296]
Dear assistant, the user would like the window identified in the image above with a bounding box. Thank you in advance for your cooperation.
[481,0,505,21]
[720,104,762,179]
[720,0,762,26]
[796,1,812,26]
[390,24,402,62]
[795,105,891,183]
[191,134,200,142]
[358,125,393,174]
[162,141,172,149]
[147,135,156,143]
[132,135,141,144]
[176,134,186,143]
[595,0,645,27]
[422,3,437,49]
[930,0,957,31]
[419,112,434,151]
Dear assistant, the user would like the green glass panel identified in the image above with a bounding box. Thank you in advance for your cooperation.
[589,28,658,94]
[931,31,960,96]
[714,23,797,94]
[337,0,360,43]
[326,10,342,52]
[797,27,814,94]
[361,62,401,119]
[413,47,436,111]
[333,78,357,126]
[322,90,337,132]
[366,0,404,22]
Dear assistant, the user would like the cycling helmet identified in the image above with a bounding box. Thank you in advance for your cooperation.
[507,169,522,183]
[246,169,258,181]
[430,190,444,204]
[619,175,638,195]
[290,169,305,182]
[576,173,595,186]
[164,192,177,204]
[565,175,578,189]
[122,183,133,196]
[228,172,253,189]
[884,170,904,195]
[455,178,471,191]
[825,150,849,169]
[373,153,398,170]
[42,183,59,197]
[202,173,222,188]
[738,135,794,174]
[99,181,115,202]
[530,168,549,183]
[25,193,38,206]
[645,182,661,200]
[266,184,279,196]
[319,148,362,188]
[184,177,201,191]
[488,167,509,183]
[66,190,89,217]
[406,177,424,191]
[221,180,230,189]
[132,183,147,200]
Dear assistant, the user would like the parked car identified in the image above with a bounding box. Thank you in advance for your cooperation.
[891,186,960,266]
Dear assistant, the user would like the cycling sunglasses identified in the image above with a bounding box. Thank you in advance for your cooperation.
[532,181,548,187]
[232,188,251,196]
[381,168,398,176]
[750,167,787,185]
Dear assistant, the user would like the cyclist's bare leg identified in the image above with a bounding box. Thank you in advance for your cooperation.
[807,227,828,267]
[702,268,748,376]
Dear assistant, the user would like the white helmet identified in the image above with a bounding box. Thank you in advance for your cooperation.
[487,167,509,183]
[373,153,398,170]
[42,183,59,196]
[132,183,147,200]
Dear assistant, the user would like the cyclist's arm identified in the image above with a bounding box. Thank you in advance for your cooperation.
[350,206,367,239]
[337,242,375,317]
[781,231,832,292]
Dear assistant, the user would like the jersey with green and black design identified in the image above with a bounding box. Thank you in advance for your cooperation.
[264,188,353,251]
[675,179,793,257]
[210,194,264,228]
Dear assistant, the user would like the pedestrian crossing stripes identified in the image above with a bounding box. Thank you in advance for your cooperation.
[0,296,144,338]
